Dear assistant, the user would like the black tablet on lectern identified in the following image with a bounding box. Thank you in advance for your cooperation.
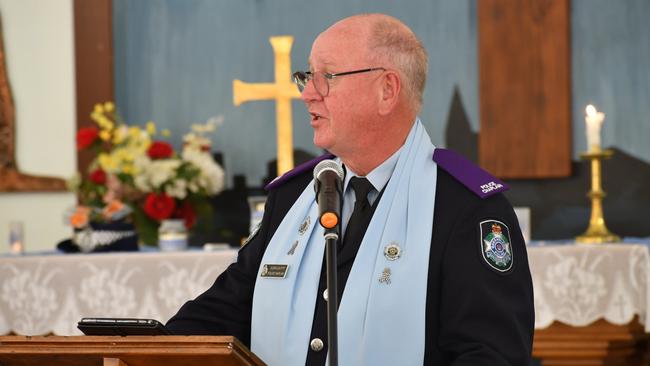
[77,317,171,336]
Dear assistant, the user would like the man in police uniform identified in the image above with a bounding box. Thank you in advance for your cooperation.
[167,13,534,365]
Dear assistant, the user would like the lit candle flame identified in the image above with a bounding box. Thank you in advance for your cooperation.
[586,104,597,117]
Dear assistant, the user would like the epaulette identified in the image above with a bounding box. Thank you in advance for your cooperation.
[432,148,508,199]
[264,153,336,191]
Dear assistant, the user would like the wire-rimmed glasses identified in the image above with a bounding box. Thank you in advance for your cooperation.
[292,67,386,97]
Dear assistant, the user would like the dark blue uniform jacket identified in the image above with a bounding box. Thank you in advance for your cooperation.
[167,156,535,366]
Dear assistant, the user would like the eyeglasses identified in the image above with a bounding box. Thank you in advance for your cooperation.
[292,67,386,97]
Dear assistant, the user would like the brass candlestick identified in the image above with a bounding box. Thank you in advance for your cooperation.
[576,148,620,244]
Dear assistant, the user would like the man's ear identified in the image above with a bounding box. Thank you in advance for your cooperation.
[378,71,401,116]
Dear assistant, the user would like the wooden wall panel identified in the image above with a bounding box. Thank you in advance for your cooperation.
[478,0,571,178]
[74,0,113,174]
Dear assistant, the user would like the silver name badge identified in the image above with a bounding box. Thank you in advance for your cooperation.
[260,264,289,278]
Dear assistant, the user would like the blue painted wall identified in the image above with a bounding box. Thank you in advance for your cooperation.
[571,0,650,159]
[113,0,650,188]
[113,0,478,186]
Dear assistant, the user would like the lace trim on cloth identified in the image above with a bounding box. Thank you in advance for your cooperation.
[529,243,650,331]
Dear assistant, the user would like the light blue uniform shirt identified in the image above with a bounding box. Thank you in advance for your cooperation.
[341,147,402,238]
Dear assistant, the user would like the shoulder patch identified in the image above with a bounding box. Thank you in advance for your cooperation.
[479,219,513,273]
[432,148,508,198]
[264,153,335,191]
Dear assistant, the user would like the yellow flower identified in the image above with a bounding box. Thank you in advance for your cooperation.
[114,147,136,163]
[112,127,126,144]
[104,102,115,113]
[98,153,118,172]
[114,148,126,159]
[140,139,152,152]
[121,164,134,175]
[161,129,171,137]
[98,117,114,131]
[93,103,104,114]
[128,126,141,139]
[146,121,156,135]
[99,130,111,141]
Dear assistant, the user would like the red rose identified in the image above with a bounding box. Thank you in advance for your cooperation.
[76,127,99,150]
[147,141,174,159]
[88,168,107,185]
[143,193,176,221]
[174,201,197,229]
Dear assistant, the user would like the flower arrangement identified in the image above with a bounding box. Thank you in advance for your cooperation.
[69,102,225,246]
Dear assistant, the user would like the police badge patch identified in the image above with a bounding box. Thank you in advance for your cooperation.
[479,220,514,273]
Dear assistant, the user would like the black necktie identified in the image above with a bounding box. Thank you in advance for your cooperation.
[341,177,375,249]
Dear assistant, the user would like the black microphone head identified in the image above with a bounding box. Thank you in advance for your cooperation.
[313,159,344,181]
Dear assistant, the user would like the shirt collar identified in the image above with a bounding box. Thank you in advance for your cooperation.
[343,146,403,194]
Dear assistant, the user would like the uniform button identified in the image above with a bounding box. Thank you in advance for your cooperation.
[323,288,329,301]
[310,338,324,352]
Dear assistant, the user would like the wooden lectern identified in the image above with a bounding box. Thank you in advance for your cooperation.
[533,317,650,366]
[0,336,266,366]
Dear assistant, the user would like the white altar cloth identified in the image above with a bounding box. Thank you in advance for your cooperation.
[3,244,650,336]
[528,243,650,331]
[0,250,237,335]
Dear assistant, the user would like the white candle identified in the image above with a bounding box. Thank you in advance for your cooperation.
[585,104,605,152]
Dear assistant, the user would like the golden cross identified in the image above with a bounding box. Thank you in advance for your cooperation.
[233,36,302,176]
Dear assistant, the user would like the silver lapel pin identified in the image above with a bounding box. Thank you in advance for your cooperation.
[287,240,299,255]
[298,216,311,235]
[384,242,401,261]
[378,267,392,285]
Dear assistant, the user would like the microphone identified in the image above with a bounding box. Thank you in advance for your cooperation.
[313,159,344,234]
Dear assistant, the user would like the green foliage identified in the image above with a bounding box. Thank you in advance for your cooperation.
[132,207,159,246]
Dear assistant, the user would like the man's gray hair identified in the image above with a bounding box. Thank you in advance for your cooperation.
[366,15,428,112]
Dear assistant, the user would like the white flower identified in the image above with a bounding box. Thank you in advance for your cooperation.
[165,178,188,199]
[132,143,223,198]
[133,156,153,191]
[183,115,224,152]
[134,174,150,192]
[148,160,181,188]
[181,148,225,195]
[134,156,182,191]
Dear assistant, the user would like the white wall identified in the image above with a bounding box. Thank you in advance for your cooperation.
[0,0,76,253]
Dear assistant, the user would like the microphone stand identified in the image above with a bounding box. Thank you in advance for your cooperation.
[313,159,344,366]
[324,228,339,366]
